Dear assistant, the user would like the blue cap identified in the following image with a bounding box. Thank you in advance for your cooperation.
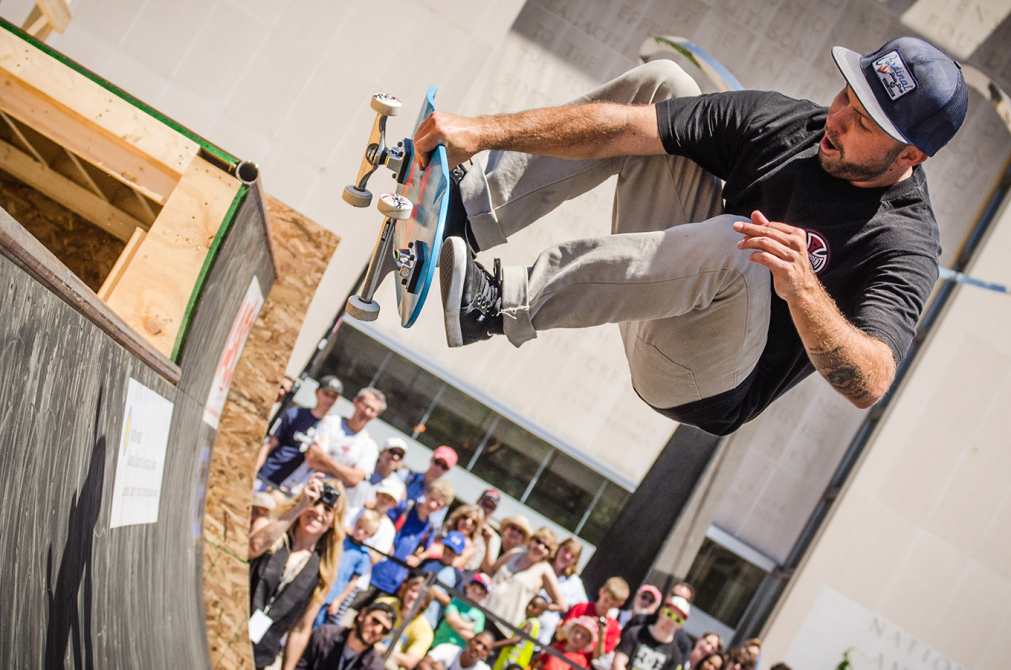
[832,37,968,156]
[443,531,467,555]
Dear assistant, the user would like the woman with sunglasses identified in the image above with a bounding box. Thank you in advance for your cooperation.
[483,527,568,639]
[616,584,662,628]
[612,597,691,670]
[248,476,347,670]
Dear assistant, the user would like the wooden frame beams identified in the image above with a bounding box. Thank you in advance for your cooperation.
[0,136,146,241]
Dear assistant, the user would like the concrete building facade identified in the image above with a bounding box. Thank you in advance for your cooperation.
[3,0,1010,663]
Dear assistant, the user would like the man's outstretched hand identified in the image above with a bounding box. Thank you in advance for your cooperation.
[733,211,818,304]
[414,111,483,169]
[734,210,896,409]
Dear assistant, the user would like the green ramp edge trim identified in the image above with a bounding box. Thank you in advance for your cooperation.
[0,18,238,167]
[171,184,250,363]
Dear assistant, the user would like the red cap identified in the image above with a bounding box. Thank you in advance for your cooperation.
[432,446,458,468]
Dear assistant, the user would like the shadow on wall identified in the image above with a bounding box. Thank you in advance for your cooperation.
[45,389,107,670]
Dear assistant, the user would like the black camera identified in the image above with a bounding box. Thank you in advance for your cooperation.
[318,483,341,509]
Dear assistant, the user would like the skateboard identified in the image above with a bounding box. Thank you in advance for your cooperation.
[342,87,450,328]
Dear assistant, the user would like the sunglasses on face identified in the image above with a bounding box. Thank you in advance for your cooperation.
[530,537,549,550]
[660,607,685,625]
[638,592,656,604]
[432,459,449,470]
[386,450,404,460]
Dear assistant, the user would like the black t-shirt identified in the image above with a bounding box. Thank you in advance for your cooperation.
[257,407,324,485]
[616,624,686,670]
[653,91,940,434]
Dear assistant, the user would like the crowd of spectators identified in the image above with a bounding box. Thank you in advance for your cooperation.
[246,376,792,670]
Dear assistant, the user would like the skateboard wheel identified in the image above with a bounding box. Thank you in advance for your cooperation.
[377,193,414,220]
[346,295,380,322]
[371,94,402,116]
[343,185,372,208]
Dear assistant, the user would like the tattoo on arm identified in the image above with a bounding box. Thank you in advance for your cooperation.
[806,344,873,402]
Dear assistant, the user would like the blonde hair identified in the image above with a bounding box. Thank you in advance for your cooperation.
[270,479,347,602]
[426,479,455,506]
[531,527,558,561]
[356,508,382,534]
[556,537,584,577]
[445,504,484,540]
[602,576,630,602]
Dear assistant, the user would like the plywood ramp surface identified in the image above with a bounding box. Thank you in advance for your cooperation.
[202,196,339,669]
[105,156,241,357]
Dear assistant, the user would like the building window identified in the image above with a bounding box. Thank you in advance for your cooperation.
[686,537,768,629]
[313,321,632,545]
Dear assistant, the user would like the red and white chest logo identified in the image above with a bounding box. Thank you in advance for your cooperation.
[806,231,829,274]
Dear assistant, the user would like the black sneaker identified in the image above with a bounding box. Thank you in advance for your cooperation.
[444,164,480,253]
[439,236,503,347]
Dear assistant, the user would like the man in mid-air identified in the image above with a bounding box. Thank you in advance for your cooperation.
[415,37,967,435]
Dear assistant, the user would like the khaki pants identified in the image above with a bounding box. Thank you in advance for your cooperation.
[458,61,771,408]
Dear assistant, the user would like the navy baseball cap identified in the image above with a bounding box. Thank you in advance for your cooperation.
[832,37,968,156]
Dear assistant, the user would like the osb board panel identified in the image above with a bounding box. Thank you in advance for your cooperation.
[0,167,124,291]
[204,545,252,668]
[106,156,241,357]
[202,195,339,670]
[0,28,200,175]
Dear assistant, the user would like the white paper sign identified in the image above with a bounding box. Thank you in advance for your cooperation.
[109,378,174,528]
[203,276,265,428]
[785,587,968,670]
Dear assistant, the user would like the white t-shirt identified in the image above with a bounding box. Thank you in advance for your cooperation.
[427,644,490,670]
[281,416,378,508]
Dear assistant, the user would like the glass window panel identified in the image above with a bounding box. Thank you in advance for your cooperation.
[370,352,443,439]
[578,481,630,545]
[526,453,603,531]
[314,324,389,396]
[470,420,551,500]
[686,538,767,629]
[415,384,496,467]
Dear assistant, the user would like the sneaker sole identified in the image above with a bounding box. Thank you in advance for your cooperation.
[439,237,466,347]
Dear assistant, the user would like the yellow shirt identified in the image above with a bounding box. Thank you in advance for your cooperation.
[376,596,435,662]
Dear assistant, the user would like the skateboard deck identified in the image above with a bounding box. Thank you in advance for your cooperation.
[342,87,449,328]
[394,87,449,327]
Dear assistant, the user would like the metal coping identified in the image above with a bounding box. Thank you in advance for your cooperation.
[170,184,250,362]
[0,18,238,167]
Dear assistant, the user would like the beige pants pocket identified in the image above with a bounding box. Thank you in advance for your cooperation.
[629,336,702,408]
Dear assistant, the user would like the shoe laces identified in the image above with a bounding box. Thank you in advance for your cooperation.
[469,259,502,319]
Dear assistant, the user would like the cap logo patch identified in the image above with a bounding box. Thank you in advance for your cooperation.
[873,50,917,101]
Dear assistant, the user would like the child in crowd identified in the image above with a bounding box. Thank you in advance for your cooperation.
[341,478,407,614]
[314,509,381,628]
[561,576,629,669]
[418,530,468,628]
[532,616,597,670]
[432,573,492,649]
[491,594,549,670]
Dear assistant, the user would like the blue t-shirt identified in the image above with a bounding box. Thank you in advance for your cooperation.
[389,471,448,529]
[369,507,435,594]
[327,537,372,604]
[257,407,323,486]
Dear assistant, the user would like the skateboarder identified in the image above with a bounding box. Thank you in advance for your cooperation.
[416,37,967,435]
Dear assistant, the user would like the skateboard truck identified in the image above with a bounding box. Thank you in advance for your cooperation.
[345,193,414,322]
[343,94,413,208]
